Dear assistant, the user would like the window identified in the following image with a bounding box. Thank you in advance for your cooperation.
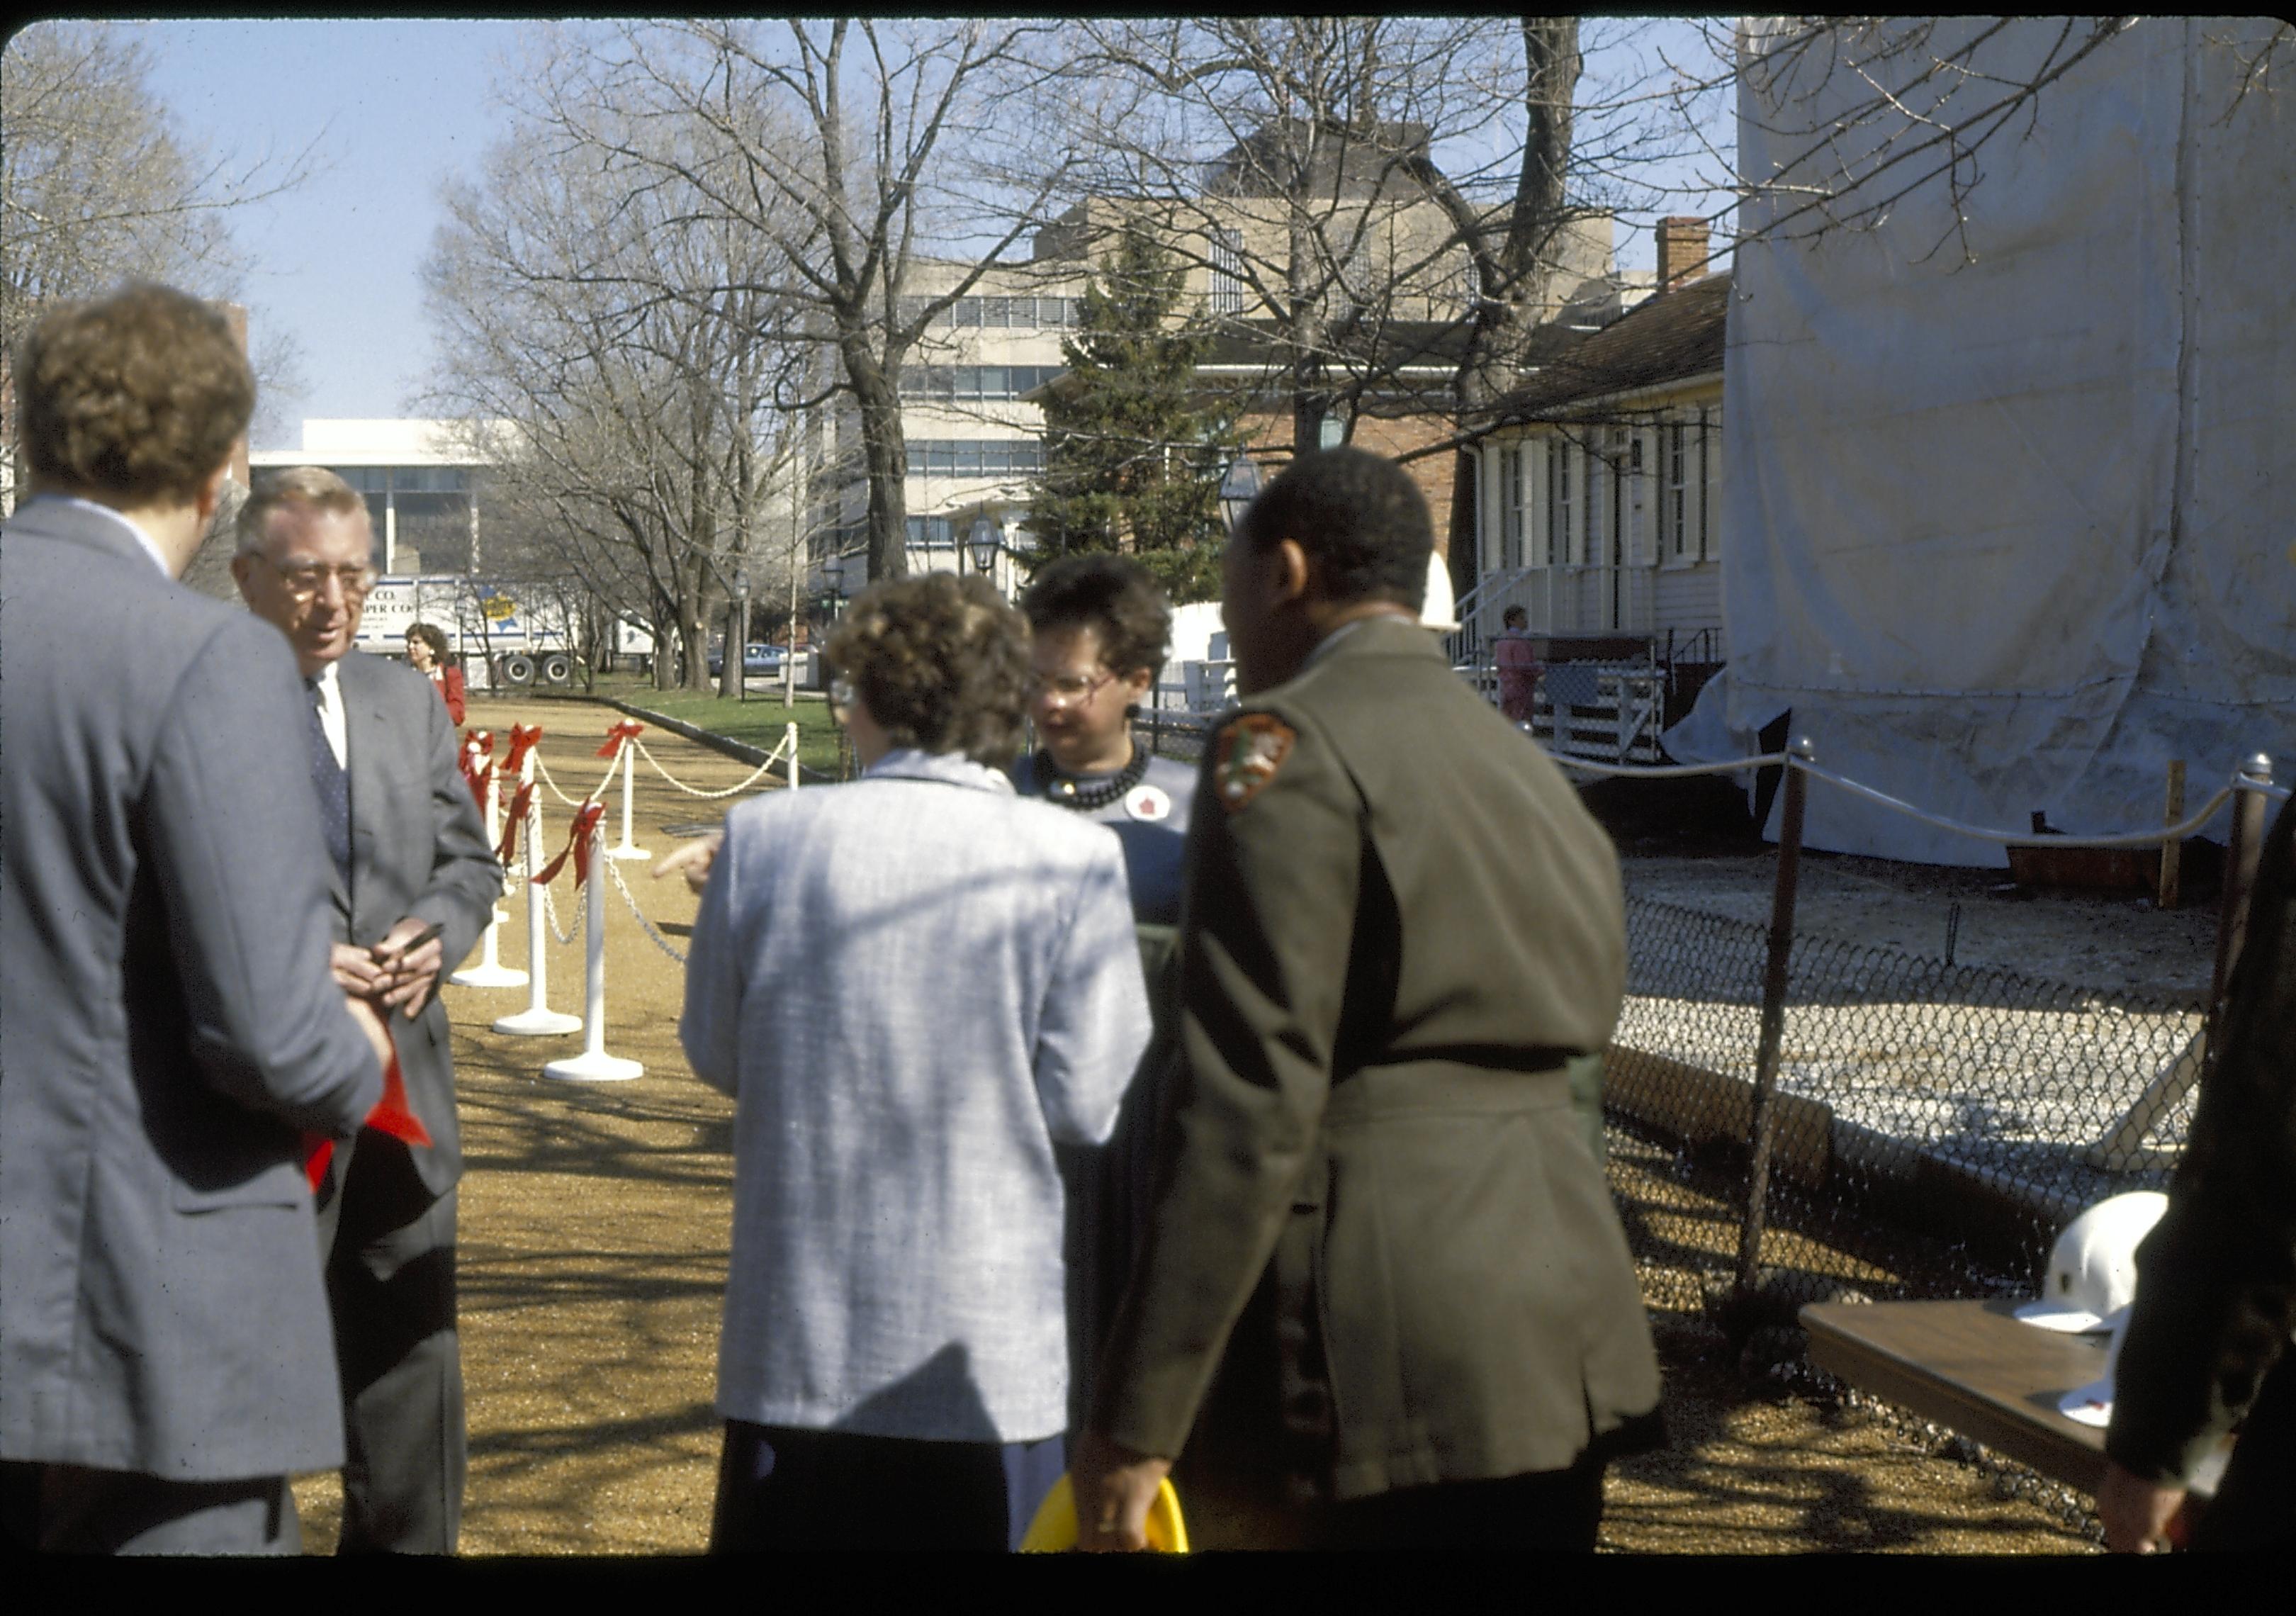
[902,365,1064,400]
[1666,420,1689,562]
[1502,443,1527,570]
[1553,439,1574,566]
[1698,405,1720,561]
[904,439,1046,478]
[902,294,1082,330]
[1210,228,1244,316]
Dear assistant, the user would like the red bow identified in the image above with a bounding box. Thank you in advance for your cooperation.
[496,782,536,865]
[502,724,544,777]
[533,801,607,887]
[303,1048,435,1192]
[458,729,496,806]
[596,721,645,758]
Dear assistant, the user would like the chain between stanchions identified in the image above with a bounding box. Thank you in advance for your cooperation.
[1540,741,2260,851]
[541,881,583,947]
[533,751,622,809]
[632,735,790,798]
[604,852,690,965]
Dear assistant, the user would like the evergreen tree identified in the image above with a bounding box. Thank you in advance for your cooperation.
[1023,228,1237,603]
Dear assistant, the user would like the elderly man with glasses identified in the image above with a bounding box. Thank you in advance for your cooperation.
[231,466,500,1554]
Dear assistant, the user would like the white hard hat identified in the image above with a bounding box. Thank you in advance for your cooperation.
[2014,1191,2168,1334]
[2058,1303,2133,1428]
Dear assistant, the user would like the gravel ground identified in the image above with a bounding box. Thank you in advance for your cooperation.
[287,697,2105,1554]
[1621,851,2219,1001]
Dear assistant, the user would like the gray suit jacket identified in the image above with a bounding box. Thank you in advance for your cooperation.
[330,649,500,1195]
[0,497,383,1479]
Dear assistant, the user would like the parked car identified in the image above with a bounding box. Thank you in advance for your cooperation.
[707,641,787,678]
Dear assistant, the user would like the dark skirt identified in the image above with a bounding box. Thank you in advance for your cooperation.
[709,1422,1065,1553]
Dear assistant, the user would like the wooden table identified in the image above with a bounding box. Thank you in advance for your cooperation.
[1800,1298,2115,1493]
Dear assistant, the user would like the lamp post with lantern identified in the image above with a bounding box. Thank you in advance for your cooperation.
[1218,454,1263,535]
[734,563,751,703]
[969,512,1000,589]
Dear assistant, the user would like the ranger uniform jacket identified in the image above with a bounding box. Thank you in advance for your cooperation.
[1092,615,1662,1502]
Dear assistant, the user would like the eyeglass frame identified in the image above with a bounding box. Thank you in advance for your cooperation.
[1025,667,1120,708]
[255,553,378,601]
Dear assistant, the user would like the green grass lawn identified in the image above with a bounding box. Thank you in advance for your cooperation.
[550,670,847,778]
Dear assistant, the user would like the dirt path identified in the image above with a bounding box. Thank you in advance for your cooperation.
[290,698,2097,1553]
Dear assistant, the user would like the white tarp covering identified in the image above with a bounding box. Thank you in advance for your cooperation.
[1680,17,2295,863]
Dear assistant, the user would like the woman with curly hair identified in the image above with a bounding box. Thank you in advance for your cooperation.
[401,622,464,724]
[674,571,1152,1552]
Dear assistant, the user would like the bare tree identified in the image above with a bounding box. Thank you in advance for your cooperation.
[495,19,1086,583]
[1,21,320,364]
[422,84,816,690]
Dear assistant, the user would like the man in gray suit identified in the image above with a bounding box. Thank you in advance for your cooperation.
[232,466,500,1554]
[1,284,391,1553]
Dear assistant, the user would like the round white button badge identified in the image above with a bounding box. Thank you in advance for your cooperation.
[1123,784,1171,823]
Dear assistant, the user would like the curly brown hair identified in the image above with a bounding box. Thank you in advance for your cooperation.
[825,573,1030,767]
[15,283,255,505]
[1019,554,1171,682]
[405,622,452,664]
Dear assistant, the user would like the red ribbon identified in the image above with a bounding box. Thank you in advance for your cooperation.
[303,1049,435,1192]
[497,782,536,865]
[458,729,496,807]
[502,724,544,778]
[534,801,606,888]
[596,720,644,758]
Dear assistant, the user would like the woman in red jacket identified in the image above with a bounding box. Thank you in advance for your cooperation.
[404,622,466,724]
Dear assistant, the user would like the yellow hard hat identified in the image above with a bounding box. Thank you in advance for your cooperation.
[1019,1473,1188,1553]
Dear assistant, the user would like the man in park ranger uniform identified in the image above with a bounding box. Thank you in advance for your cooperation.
[1072,447,1663,1551]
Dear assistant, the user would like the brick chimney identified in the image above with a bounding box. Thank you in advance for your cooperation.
[1657,217,1709,292]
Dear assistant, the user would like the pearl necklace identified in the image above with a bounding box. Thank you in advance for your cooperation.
[1036,744,1149,812]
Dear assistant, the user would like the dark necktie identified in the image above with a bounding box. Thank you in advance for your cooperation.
[306,676,352,885]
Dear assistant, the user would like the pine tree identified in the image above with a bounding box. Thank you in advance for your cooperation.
[1022,228,1237,603]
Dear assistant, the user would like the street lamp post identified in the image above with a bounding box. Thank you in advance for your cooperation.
[969,513,998,582]
[1218,454,1264,535]
[735,564,750,704]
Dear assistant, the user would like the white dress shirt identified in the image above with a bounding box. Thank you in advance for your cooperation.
[308,658,349,769]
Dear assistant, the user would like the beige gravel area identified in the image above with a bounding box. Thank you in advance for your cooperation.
[291,696,2096,1554]
[1625,851,2217,1001]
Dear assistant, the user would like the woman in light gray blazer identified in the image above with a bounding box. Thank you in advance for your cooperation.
[677,573,1152,1552]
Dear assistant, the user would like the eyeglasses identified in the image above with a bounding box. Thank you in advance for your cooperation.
[828,676,856,714]
[1027,668,1118,707]
[261,555,376,601]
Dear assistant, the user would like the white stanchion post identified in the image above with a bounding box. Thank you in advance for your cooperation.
[452,763,527,989]
[544,817,642,1083]
[787,722,800,792]
[493,751,580,1036]
[608,734,649,860]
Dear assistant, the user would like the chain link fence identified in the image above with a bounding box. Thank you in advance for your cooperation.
[1606,892,2203,1301]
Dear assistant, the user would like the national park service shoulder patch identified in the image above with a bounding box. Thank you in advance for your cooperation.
[1213,713,1296,812]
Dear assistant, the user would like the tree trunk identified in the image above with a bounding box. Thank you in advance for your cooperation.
[679,574,711,692]
[1455,19,1582,432]
[717,596,743,699]
[845,334,909,582]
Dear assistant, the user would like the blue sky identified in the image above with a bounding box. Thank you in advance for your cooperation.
[134,18,519,447]
[125,18,1734,449]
